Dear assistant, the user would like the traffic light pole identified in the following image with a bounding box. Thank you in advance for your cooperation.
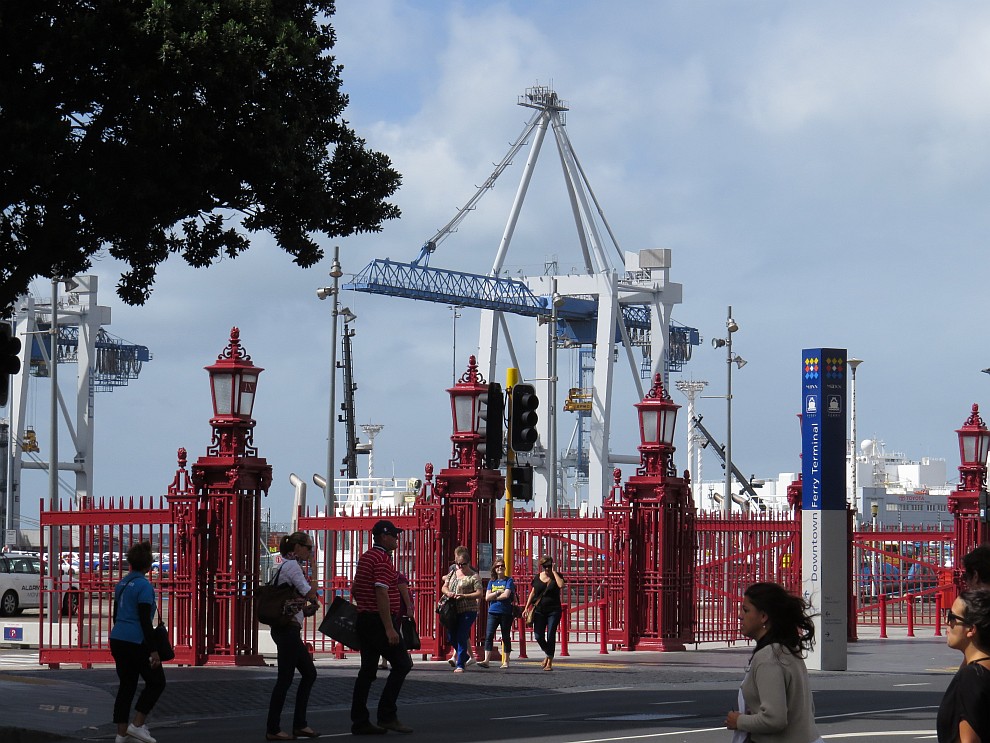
[503,367,519,577]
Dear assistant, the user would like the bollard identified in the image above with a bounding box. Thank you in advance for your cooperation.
[934,592,943,637]
[599,601,609,655]
[333,639,346,660]
[560,605,570,657]
[906,595,915,637]
[306,641,316,659]
[879,595,888,639]
[517,614,528,659]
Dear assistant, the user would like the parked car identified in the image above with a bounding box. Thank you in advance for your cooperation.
[0,555,41,616]
[905,562,939,595]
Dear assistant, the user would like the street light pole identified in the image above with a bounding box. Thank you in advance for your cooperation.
[711,306,739,516]
[847,358,863,510]
[317,246,343,514]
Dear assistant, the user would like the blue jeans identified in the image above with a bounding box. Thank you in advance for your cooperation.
[484,611,513,654]
[446,611,477,669]
[532,611,561,659]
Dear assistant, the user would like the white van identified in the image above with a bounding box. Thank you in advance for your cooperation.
[0,554,41,615]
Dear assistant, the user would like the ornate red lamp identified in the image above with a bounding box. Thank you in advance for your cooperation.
[204,327,264,457]
[634,373,679,477]
[446,355,487,468]
[956,403,990,493]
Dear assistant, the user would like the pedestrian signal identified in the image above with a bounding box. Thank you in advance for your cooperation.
[509,383,539,453]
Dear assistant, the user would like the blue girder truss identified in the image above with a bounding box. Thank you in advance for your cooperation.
[29,324,152,392]
[344,258,700,367]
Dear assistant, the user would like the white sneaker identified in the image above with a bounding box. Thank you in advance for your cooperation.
[126,723,157,743]
[115,736,129,743]
[466,656,477,666]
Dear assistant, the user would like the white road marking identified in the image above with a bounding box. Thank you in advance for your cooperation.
[564,686,635,694]
[492,713,550,720]
[562,727,725,742]
[650,700,695,705]
[892,682,929,687]
[822,733,935,739]
[817,705,938,721]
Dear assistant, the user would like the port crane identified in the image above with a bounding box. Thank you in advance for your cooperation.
[1,275,152,542]
[344,86,699,509]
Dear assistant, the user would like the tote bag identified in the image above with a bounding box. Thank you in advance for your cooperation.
[256,566,298,628]
[318,596,361,650]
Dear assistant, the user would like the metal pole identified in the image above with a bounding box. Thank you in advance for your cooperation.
[548,279,558,512]
[324,247,343,514]
[848,358,863,510]
[47,278,59,621]
[724,305,732,517]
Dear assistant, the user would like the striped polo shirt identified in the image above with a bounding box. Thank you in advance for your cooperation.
[351,545,400,614]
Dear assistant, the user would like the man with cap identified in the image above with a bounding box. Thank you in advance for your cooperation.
[350,520,413,735]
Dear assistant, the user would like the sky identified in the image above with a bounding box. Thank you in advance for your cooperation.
[12,1,990,525]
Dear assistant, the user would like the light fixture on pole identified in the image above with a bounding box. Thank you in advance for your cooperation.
[847,358,863,510]
[711,306,742,516]
[317,246,343,513]
[450,305,463,384]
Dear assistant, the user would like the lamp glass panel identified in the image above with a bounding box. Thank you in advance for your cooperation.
[979,431,990,464]
[453,395,475,434]
[239,373,257,417]
[962,432,978,465]
[641,409,659,444]
[212,373,233,416]
[660,408,677,445]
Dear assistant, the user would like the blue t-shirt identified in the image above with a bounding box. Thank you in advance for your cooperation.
[109,572,156,645]
[487,577,516,615]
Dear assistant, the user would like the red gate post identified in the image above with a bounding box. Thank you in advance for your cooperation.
[603,469,633,650]
[948,404,990,592]
[432,357,504,659]
[186,328,272,665]
[620,374,694,651]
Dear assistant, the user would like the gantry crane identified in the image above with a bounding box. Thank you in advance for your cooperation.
[344,86,699,510]
[1,275,152,542]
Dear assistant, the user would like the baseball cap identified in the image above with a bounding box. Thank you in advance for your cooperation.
[372,519,403,538]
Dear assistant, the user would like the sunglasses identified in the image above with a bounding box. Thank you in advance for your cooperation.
[456,561,468,566]
[945,610,970,627]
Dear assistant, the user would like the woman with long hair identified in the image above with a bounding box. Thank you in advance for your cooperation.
[440,545,482,673]
[480,559,515,668]
[725,582,823,743]
[265,531,320,740]
[937,587,990,742]
[109,541,166,743]
[523,555,565,671]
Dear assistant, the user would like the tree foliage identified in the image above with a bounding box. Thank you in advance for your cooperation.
[0,0,401,313]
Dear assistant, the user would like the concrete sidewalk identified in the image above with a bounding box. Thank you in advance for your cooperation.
[0,626,958,742]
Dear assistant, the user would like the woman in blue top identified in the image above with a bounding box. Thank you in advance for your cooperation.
[480,560,515,668]
[109,542,165,743]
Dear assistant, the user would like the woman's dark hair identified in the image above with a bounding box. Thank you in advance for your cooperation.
[126,541,154,573]
[278,531,310,557]
[490,561,505,579]
[959,587,990,649]
[744,582,816,657]
[539,555,553,569]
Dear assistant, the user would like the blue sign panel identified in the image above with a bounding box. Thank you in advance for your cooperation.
[801,349,847,510]
[3,626,24,642]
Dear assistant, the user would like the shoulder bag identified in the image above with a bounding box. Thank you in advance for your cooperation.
[153,617,175,662]
[436,568,458,630]
[256,565,299,628]
[400,615,421,650]
[525,579,546,626]
[318,596,361,650]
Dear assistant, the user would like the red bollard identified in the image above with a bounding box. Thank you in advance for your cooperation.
[934,592,943,637]
[560,605,570,657]
[333,640,346,659]
[599,602,609,655]
[879,595,888,639]
[906,595,915,637]
[517,615,528,659]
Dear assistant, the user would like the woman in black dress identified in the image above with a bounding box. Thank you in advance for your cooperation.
[937,587,990,742]
[523,555,565,671]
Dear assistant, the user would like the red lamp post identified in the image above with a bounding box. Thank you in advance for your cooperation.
[446,356,488,471]
[616,373,695,650]
[168,327,272,666]
[949,403,990,588]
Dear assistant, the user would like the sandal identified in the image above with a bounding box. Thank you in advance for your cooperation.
[293,728,320,738]
[265,733,294,741]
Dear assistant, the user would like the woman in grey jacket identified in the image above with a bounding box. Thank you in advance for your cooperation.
[725,582,823,743]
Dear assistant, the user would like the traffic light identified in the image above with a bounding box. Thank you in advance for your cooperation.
[476,383,504,469]
[509,382,539,453]
[0,324,21,407]
[509,464,534,501]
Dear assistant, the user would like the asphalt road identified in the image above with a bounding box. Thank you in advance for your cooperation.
[0,629,960,742]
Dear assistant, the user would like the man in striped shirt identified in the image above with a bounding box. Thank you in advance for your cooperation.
[350,520,413,735]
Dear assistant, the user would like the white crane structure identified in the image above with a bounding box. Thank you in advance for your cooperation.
[345,86,698,512]
[1,275,151,545]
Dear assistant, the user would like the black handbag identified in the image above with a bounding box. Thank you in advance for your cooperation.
[256,566,298,628]
[436,596,458,630]
[318,596,361,650]
[399,616,421,650]
[153,620,175,662]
